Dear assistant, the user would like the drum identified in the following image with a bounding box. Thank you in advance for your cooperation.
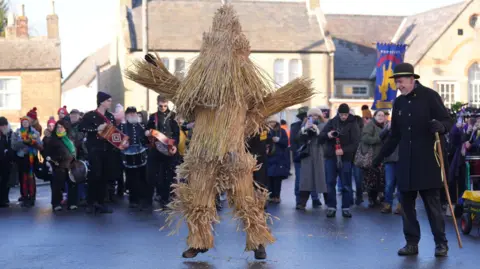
[149,129,175,156]
[98,124,130,150]
[69,160,89,184]
[122,144,148,168]
[466,155,480,178]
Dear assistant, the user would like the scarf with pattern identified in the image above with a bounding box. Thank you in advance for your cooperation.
[20,127,37,183]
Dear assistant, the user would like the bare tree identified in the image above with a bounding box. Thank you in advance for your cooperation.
[0,0,8,37]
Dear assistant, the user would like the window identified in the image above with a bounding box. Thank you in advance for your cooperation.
[161,58,169,71]
[0,77,21,110]
[470,14,478,29]
[174,58,185,79]
[434,81,457,108]
[288,59,301,81]
[469,62,480,108]
[274,59,303,88]
[274,59,285,87]
[342,85,369,97]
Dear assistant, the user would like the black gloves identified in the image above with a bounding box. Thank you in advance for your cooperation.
[430,119,445,134]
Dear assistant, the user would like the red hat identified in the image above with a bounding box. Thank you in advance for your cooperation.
[58,106,68,115]
[26,107,38,121]
[47,116,56,126]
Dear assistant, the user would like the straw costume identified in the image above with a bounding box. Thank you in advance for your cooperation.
[125,4,315,259]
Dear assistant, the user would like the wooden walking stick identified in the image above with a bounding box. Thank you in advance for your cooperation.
[435,132,463,248]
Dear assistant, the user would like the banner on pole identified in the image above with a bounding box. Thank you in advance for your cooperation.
[372,43,407,110]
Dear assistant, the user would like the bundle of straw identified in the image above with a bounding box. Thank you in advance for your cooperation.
[124,53,180,100]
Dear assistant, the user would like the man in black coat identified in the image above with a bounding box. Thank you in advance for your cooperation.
[79,91,117,214]
[373,63,453,257]
[0,117,13,207]
[146,95,180,208]
[319,103,360,218]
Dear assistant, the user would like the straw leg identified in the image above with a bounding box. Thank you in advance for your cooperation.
[168,163,219,250]
[226,169,275,251]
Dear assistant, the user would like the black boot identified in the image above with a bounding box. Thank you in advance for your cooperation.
[254,245,267,260]
[182,248,208,258]
[435,244,448,257]
[312,199,322,208]
[398,245,419,256]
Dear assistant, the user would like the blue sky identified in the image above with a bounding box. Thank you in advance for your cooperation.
[8,0,462,80]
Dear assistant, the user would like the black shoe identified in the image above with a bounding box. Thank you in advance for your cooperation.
[254,245,267,260]
[296,204,306,211]
[18,196,25,202]
[86,205,95,214]
[312,199,322,208]
[355,198,364,206]
[435,244,448,257]
[398,245,419,256]
[182,248,208,258]
[326,209,336,218]
[342,210,352,218]
[0,203,9,208]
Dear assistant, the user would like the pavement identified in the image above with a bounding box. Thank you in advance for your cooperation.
[0,178,479,269]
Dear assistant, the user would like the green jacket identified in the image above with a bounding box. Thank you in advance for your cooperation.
[360,119,383,158]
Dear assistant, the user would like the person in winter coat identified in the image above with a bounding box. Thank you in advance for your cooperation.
[296,108,328,210]
[379,118,401,214]
[319,103,360,218]
[0,117,14,207]
[12,115,43,207]
[291,106,321,207]
[373,63,453,257]
[266,115,290,203]
[360,110,386,208]
[44,119,78,211]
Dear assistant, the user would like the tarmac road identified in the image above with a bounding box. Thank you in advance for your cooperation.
[0,178,479,269]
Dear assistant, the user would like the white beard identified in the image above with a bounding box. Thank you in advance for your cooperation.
[126,116,139,124]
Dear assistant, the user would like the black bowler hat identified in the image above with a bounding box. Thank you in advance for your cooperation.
[389,63,420,79]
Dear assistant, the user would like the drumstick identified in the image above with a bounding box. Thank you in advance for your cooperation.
[435,132,463,248]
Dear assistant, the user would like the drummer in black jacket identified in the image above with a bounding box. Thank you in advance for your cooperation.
[373,63,453,257]
[78,91,116,214]
[119,107,148,210]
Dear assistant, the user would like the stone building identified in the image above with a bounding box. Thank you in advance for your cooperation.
[0,3,61,128]
[63,0,334,124]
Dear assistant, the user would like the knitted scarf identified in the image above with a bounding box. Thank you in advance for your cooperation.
[56,131,76,158]
[20,127,36,183]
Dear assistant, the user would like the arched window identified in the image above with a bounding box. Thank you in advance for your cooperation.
[469,62,480,107]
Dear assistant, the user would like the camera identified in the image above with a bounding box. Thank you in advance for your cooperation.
[331,131,339,138]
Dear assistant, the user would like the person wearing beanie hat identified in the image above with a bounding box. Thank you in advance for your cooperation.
[78,91,117,214]
[296,106,328,210]
[44,116,56,138]
[319,103,360,218]
[372,62,453,257]
[266,114,290,204]
[0,116,13,207]
[26,107,42,135]
[11,113,43,207]
[96,91,112,108]
[291,106,320,206]
[58,106,69,120]
[145,95,179,209]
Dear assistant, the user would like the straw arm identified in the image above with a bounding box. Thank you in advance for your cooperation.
[258,77,316,117]
[124,54,181,100]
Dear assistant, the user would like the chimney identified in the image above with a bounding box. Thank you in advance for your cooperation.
[306,0,320,13]
[15,4,28,38]
[47,0,59,39]
[5,12,16,39]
